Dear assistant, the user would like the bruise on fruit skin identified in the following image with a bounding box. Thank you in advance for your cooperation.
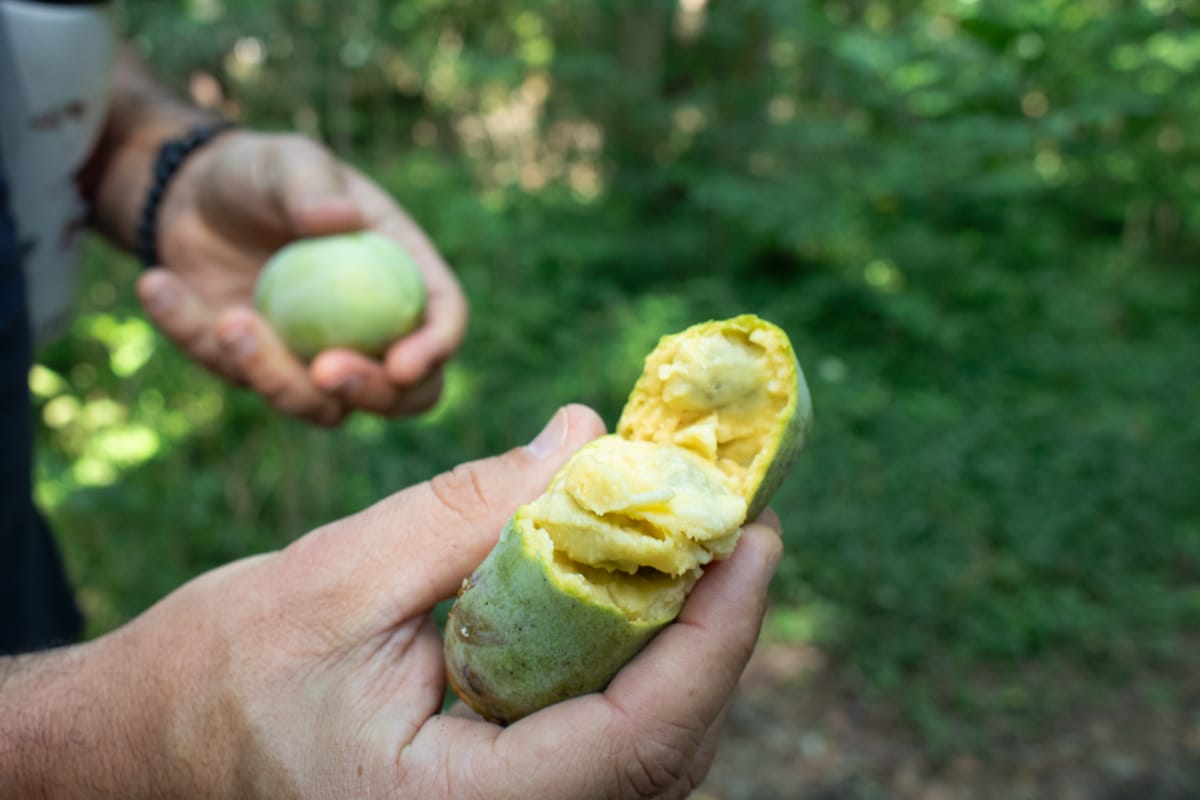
[445,655,520,726]
[445,589,505,647]
[459,665,487,703]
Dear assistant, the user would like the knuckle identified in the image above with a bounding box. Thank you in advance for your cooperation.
[346,381,400,417]
[395,723,486,800]
[157,315,212,360]
[429,463,492,522]
[304,402,346,428]
[253,372,324,419]
[731,630,758,676]
[620,728,699,799]
[279,131,327,156]
[393,383,443,417]
[173,322,216,360]
[277,394,339,426]
[273,134,338,178]
[679,748,715,797]
[212,361,248,387]
[251,370,295,406]
[234,347,346,424]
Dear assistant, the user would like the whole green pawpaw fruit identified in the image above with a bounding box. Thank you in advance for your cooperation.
[445,314,811,724]
[254,231,426,360]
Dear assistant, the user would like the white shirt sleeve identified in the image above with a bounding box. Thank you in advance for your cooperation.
[0,1,116,343]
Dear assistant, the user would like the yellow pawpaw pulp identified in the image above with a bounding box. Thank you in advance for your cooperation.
[444,315,812,724]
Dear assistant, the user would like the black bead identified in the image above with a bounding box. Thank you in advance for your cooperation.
[136,122,236,269]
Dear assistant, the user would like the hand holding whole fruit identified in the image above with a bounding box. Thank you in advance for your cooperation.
[135,130,468,425]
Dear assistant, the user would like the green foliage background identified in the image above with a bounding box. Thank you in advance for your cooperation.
[33,0,1200,749]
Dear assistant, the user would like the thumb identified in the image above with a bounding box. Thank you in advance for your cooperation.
[267,136,363,236]
[280,404,607,626]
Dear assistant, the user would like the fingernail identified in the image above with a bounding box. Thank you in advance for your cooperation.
[220,326,257,359]
[526,407,568,459]
[146,286,176,314]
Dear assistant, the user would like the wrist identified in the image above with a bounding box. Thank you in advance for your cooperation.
[0,632,166,798]
[88,45,226,249]
[136,122,238,267]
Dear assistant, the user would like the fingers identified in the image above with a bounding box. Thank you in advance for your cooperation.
[142,271,347,426]
[304,201,467,397]
[338,166,469,388]
[283,404,607,625]
[141,265,442,424]
[141,269,328,424]
[213,308,347,426]
[686,699,734,795]
[151,132,467,422]
[138,269,237,382]
[141,267,347,425]
[604,518,782,723]
[310,351,446,416]
[265,135,363,237]
[384,276,470,387]
[379,222,469,387]
[426,518,782,800]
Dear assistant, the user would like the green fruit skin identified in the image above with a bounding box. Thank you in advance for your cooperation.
[254,232,426,360]
[444,515,668,725]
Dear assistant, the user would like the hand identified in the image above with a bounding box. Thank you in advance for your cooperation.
[11,406,782,799]
[136,130,468,426]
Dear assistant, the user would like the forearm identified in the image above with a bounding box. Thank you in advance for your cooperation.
[0,633,163,799]
[86,44,218,248]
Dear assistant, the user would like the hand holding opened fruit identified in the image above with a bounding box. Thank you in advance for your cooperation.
[446,314,812,723]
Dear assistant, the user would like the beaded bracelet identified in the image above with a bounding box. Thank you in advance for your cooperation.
[136,121,236,268]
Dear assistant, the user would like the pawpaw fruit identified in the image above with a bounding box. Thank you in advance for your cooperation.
[254,231,426,360]
[445,314,811,723]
